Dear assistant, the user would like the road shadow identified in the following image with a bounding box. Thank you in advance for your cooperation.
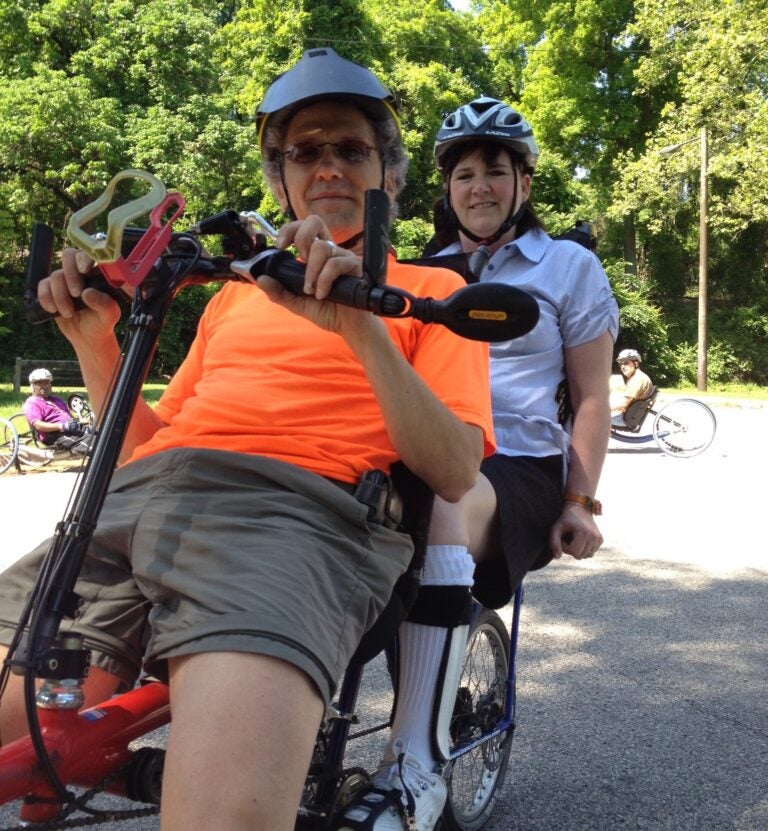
[490,556,768,831]
[607,444,663,455]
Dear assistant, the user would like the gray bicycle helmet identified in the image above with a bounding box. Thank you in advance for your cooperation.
[434,96,539,173]
[256,47,400,144]
[617,348,642,363]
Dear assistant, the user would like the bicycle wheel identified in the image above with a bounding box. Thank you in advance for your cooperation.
[0,417,19,475]
[67,394,93,426]
[442,607,513,831]
[9,412,38,446]
[652,398,717,458]
[7,413,55,469]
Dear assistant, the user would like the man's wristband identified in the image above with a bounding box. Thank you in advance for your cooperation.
[563,491,603,516]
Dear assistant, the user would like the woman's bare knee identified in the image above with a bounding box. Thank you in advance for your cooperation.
[428,474,497,556]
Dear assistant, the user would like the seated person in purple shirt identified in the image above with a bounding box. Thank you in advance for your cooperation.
[22,368,85,446]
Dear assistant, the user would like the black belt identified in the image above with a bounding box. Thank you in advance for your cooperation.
[326,470,403,530]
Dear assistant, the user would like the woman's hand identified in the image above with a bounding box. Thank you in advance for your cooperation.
[549,501,604,560]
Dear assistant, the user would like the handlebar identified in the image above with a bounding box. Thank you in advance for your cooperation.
[230,249,539,342]
[22,171,540,343]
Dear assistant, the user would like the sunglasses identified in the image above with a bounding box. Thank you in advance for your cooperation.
[282,140,379,166]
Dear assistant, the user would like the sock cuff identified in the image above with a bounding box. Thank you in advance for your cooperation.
[422,545,475,586]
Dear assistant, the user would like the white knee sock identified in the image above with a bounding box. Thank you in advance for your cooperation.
[386,545,474,768]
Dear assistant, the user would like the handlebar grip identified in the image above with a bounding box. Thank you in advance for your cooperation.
[23,224,165,324]
[245,249,407,315]
[23,223,56,324]
[24,274,130,325]
[362,189,390,286]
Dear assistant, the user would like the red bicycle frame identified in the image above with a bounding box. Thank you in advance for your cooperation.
[0,682,169,823]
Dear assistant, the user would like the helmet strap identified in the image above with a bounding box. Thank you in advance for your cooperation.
[277,161,297,221]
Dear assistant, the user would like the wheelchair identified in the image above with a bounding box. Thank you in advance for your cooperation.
[609,386,717,457]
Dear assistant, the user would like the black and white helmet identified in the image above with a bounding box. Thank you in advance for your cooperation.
[434,96,539,172]
[617,349,642,364]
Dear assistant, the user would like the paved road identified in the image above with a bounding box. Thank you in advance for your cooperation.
[1,397,766,830]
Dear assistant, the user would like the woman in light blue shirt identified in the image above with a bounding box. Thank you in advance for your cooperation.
[335,98,619,831]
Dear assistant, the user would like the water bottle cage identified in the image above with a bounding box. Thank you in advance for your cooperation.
[353,470,403,530]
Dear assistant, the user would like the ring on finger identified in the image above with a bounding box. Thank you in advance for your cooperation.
[326,239,337,258]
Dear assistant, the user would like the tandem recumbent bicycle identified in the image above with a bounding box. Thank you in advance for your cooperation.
[0,170,540,831]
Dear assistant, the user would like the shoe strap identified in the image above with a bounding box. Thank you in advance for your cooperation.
[396,752,417,828]
[333,784,406,831]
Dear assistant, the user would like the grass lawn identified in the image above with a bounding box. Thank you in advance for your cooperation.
[3,377,767,422]
[663,383,768,403]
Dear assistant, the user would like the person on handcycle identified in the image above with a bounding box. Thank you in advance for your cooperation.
[334,97,619,831]
[22,367,90,453]
[610,348,653,427]
[0,48,495,831]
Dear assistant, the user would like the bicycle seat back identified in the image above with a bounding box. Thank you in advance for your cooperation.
[614,385,658,432]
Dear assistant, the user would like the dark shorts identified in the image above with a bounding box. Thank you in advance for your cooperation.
[471,453,564,609]
[0,448,414,704]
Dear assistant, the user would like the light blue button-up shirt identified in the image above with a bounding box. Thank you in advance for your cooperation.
[438,229,619,460]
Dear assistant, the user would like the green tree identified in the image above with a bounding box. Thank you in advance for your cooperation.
[609,0,768,380]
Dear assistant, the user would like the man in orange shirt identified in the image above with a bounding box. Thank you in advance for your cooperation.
[0,49,493,831]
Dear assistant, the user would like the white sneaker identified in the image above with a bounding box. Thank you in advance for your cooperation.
[337,741,447,831]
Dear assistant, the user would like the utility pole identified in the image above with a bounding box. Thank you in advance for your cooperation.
[697,125,708,392]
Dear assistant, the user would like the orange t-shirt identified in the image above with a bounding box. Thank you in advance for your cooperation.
[128,256,495,483]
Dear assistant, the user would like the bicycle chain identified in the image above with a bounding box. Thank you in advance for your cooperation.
[0,768,159,831]
[347,720,390,741]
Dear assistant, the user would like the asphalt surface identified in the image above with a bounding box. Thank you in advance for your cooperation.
[1,395,766,830]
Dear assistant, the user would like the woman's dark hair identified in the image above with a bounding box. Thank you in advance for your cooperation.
[422,195,459,255]
[440,140,545,236]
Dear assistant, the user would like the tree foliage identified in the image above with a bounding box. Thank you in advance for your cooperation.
[0,0,766,386]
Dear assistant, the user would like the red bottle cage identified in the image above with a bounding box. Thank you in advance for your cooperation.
[66,169,186,287]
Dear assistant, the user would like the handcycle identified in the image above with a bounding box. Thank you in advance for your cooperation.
[0,414,92,475]
[0,399,94,475]
[609,386,717,458]
[0,170,539,829]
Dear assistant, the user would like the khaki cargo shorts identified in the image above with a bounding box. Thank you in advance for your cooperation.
[0,448,414,703]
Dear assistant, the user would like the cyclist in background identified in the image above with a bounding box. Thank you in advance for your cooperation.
[22,367,86,446]
[0,49,494,831]
[335,97,619,831]
[610,348,653,426]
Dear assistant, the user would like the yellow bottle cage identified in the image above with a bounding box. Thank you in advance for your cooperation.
[66,169,186,287]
